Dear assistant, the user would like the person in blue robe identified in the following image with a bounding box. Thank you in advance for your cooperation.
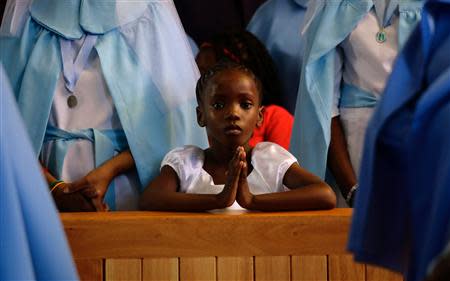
[349,1,450,281]
[0,64,79,280]
[247,0,309,114]
[289,0,424,206]
[0,0,208,210]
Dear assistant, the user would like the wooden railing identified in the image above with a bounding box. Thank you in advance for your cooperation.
[62,209,402,281]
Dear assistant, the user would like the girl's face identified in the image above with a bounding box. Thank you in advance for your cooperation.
[197,69,263,150]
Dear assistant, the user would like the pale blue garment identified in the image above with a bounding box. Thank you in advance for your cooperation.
[332,8,400,179]
[290,0,423,180]
[0,0,208,210]
[0,64,78,280]
[247,0,308,114]
[38,34,139,211]
[187,34,199,57]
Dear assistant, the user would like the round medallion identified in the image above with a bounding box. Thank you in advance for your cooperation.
[376,30,387,43]
[67,95,78,108]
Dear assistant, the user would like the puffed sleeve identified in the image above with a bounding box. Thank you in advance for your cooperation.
[161,145,204,192]
[251,142,297,192]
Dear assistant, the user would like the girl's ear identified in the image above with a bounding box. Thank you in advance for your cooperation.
[196,106,206,127]
[256,106,264,128]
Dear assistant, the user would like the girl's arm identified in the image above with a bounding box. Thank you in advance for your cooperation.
[139,149,245,212]
[237,163,336,211]
[139,165,239,211]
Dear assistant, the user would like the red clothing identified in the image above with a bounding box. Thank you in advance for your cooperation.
[250,105,293,150]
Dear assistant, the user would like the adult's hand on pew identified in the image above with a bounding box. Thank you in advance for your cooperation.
[52,183,96,212]
[42,164,97,212]
[66,166,113,212]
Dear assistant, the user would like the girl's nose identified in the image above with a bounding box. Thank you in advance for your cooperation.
[225,104,240,120]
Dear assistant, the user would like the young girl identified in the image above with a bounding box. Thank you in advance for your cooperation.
[139,62,336,211]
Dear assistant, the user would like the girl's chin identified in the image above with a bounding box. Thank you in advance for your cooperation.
[224,142,250,150]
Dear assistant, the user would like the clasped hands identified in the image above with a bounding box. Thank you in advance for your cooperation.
[217,146,255,209]
[53,166,112,212]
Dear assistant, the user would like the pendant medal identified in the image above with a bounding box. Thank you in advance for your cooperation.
[67,95,78,108]
[376,29,387,43]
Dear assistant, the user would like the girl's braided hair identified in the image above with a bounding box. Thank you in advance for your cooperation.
[195,60,262,104]
[197,29,283,106]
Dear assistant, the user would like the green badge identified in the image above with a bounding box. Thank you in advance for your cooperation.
[376,30,387,43]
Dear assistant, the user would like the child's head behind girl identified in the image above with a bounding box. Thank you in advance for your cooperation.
[195,61,264,154]
[196,29,283,107]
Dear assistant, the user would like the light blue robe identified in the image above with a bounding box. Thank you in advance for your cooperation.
[0,65,78,280]
[0,0,208,202]
[290,0,423,179]
[247,0,308,114]
[187,34,199,57]
[349,1,450,280]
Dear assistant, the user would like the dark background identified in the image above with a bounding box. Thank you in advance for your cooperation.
[0,1,267,45]
[174,0,267,45]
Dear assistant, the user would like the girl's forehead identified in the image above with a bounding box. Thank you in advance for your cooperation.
[205,69,260,101]
[212,69,255,85]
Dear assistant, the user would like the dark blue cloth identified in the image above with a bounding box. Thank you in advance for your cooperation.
[348,1,450,281]
[0,66,78,280]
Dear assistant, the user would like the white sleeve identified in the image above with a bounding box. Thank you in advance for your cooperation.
[161,145,203,193]
[252,142,297,192]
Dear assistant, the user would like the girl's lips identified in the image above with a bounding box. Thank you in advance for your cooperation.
[224,125,242,135]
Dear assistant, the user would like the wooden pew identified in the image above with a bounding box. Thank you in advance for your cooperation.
[62,209,402,281]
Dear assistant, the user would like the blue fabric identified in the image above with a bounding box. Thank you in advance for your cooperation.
[247,0,308,114]
[44,125,129,210]
[95,29,207,190]
[290,0,423,179]
[29,0,151,39]
[187,34,199,57]
[339,83,378,108]
[59,35,98,93]
[373,0,399,28]
[348,2,450,281]
[0,65,78,280]
[1,0,208,196]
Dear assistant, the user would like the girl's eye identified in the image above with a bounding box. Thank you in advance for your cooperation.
[241,102,253,109]
[212,102,224,110]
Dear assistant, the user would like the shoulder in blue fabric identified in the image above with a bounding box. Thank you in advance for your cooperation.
[30,0,152,39]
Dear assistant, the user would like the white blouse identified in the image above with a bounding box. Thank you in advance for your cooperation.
[161,142,297,210]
